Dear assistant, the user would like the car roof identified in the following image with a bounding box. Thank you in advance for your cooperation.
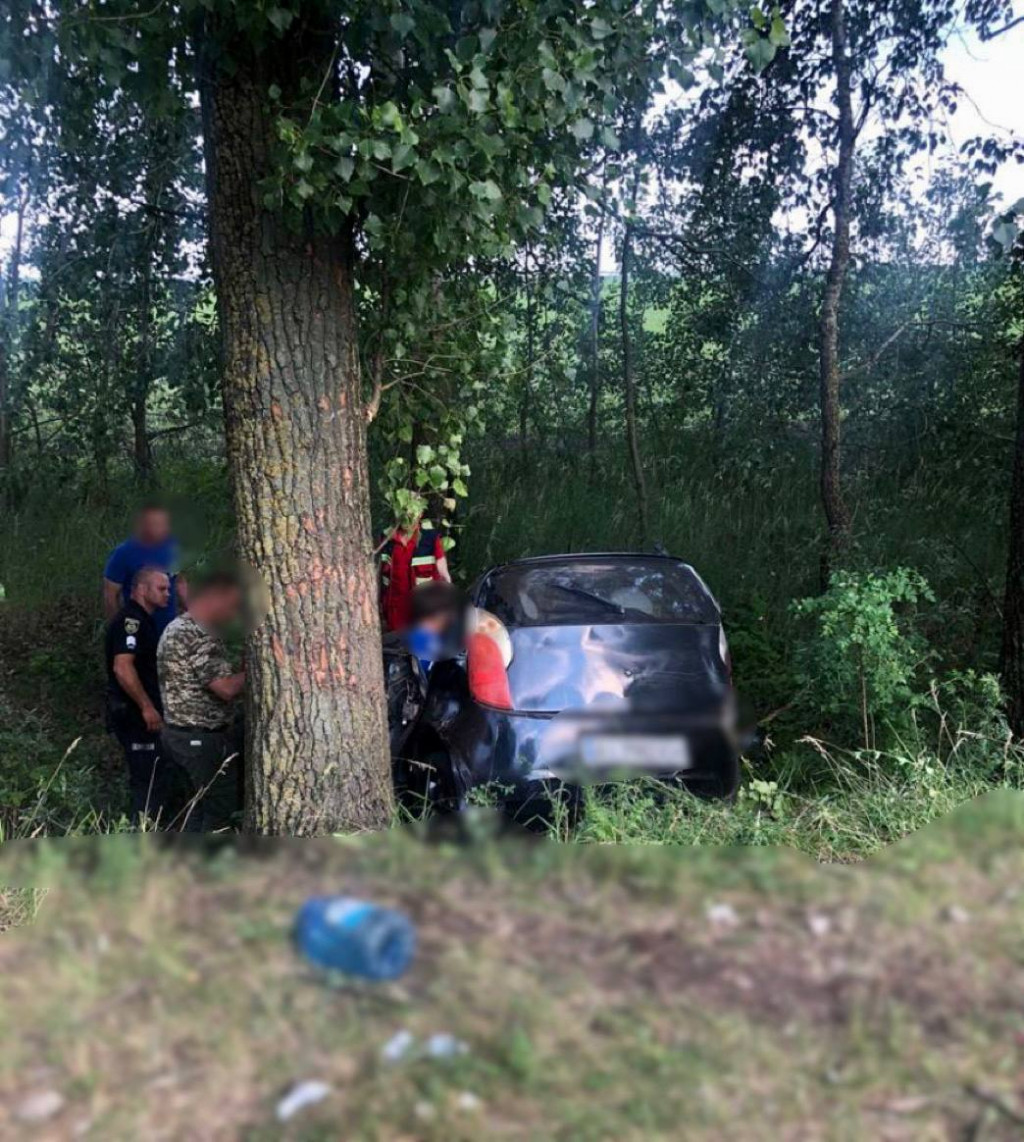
[492,551,684,568]
[471,552,720,612]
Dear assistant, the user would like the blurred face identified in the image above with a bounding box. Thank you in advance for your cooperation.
[416,608,457,635]
[136,508,171,546]
[207,585,242,628]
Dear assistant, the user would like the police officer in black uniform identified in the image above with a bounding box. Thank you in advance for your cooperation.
[105,565,171,823]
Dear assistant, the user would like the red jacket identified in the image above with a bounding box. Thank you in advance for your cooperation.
[379,525,445,631]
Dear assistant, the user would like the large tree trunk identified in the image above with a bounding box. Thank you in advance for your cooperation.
[620,217,649,545]
[1001,336,1024,738]
[818,0,855,584]
[198,20,393,834]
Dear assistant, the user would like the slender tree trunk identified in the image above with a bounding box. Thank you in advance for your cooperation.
[134,220,156,485]
[587,208,605,481]
[198,19,393,834]
[521,250,534,448]
[620,217,649,544]
[131,396,153,483]
[0,186,27,481]
[1001,335,1024,737]
[818,0,855,584]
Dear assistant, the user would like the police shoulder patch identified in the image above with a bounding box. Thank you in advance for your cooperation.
[124,618,140,634]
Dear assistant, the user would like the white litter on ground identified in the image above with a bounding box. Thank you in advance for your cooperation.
[381,1029,417,1063]
[275,1080,331,1122]
[425,1033,470,1059]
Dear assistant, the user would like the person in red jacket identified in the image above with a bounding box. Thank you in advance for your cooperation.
[379,514,451,632]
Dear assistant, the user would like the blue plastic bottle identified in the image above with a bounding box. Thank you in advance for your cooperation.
[294,897,417,980]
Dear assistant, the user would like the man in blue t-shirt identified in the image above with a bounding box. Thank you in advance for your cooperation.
[103,503,188,635]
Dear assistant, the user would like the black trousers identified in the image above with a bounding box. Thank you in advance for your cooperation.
[161,722,244,833]
[112,724,170,825]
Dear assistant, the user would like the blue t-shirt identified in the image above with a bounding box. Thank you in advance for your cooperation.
[104,537,180,634]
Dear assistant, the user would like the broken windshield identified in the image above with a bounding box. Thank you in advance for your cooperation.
[479,560,720,628]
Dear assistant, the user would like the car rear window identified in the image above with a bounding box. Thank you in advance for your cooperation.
[478,560,719,628]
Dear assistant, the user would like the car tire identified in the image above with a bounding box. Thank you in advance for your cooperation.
[400,739,467,818]
[673,749,741,802]
[502,781,583,835]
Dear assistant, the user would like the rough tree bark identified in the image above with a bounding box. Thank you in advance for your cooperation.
[1001,335,1024,738]
[197,18,393,834]
[818,0,855,584]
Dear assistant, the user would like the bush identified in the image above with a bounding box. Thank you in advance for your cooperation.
[792,567,936,750]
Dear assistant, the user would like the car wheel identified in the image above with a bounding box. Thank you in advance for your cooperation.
[400,739,466,818]
[502,781,583,835]
[672,750,741,802]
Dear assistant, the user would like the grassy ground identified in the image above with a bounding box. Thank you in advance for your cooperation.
[2,793,1024,1139]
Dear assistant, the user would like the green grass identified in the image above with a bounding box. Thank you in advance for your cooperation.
[2,801,1024,1138]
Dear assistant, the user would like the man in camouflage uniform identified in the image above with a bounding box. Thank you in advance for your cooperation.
[157,572,246,831]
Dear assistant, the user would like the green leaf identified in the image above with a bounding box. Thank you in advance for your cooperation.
[469,179,502,202]
[433,85,458,113]
[769,15,790,47]
[571,118,594,141]
[416,444,434,465]
[389,12,415,36]
[266,7,294,32]
[391,143,416,172]
[599,126,620,150]
[334,156,355,181]
[745,37,776,72]
[542,68,566,93]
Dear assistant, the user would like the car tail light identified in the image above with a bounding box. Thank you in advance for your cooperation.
[719,626,733,681]
[467,607,513,710]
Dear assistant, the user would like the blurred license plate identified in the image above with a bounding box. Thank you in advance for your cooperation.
[580,734,691,769]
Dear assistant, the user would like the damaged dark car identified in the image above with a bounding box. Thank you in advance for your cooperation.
[388,553,741,817]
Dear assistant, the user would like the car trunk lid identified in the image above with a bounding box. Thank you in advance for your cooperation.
[505,622,728,715]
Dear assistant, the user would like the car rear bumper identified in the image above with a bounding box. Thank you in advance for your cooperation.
[530,709,737,785]
[448,703,739,798]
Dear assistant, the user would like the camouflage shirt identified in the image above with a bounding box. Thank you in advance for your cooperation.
[157,614,237,730]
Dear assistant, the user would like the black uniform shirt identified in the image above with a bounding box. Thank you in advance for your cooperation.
[105,600,162,730]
